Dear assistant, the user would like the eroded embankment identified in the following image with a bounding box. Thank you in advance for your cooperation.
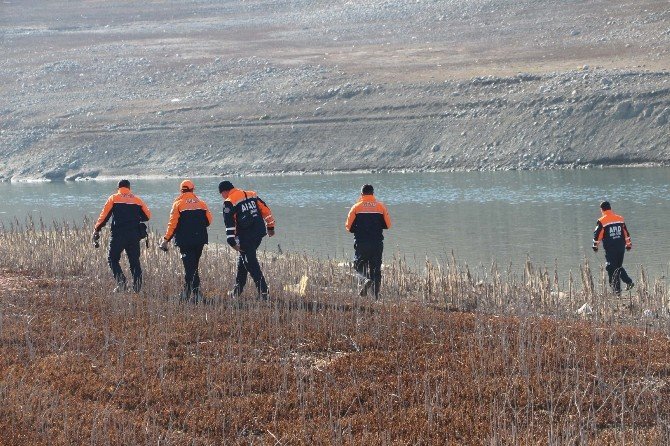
[2,69,669,181]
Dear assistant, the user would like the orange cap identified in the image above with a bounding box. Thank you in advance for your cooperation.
[180,179,195,191]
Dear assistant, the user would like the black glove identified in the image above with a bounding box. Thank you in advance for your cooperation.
[92,231,100,248]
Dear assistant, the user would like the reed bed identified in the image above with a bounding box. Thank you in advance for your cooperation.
[1,219,670,445]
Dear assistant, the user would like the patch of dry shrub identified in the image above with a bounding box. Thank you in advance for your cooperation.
[1,222,670,444]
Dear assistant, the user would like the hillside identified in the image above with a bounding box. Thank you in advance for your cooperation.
[0,0,669,180]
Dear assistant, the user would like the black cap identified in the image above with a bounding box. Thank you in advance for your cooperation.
[218,180,234,193]
[361,184,374,195]
[118,179,130,189]
[600,201,611,211]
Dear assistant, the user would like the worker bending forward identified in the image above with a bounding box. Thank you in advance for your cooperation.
[346,184,392,298]
[94,179,151,293]
[160,180,213,302]
[592,200,634,294]
[218,180,275,299]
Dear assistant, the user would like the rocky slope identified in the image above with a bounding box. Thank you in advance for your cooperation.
[0,0,668,180]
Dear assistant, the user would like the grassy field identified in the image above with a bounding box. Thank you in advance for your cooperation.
[1,220,670,444]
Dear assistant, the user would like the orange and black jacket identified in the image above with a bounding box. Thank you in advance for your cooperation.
[164,192,213,247]
[94,187,151,235]
[345,194,392,244]
[593,209,632,251]
[223,188,275,246]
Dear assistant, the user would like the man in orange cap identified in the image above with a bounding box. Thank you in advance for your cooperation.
[160,180,213,302]
[94,179,151,293]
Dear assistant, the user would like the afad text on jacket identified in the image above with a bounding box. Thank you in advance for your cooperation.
[345,194,392,244]
[593,209,632,252]
[223,188,275,246]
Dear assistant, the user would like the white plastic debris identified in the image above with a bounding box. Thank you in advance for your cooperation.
[283,275,309,296]
[576,303,593,315]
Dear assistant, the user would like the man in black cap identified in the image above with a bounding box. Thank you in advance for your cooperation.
[218,180,275,299]
[592,200,634,294]
[345,184,392,298]
[93,179,151,292]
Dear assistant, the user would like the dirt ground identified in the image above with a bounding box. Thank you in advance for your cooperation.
[0,0,668,180]
[2,263,670,444]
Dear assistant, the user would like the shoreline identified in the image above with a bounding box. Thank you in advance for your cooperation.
[3,161,668,183]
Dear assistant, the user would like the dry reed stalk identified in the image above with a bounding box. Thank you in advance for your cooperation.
[1,220,670,444]
[3,217,666,320]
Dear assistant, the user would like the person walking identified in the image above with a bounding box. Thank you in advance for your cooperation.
[218,180,275,299]
[345,184,392,298]
[93,179,151,293]
[592,201,634,294]
[159,180,213,303]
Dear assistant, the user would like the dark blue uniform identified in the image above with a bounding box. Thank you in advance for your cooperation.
[95,187,151,292]
[164,191,213,300]
[223,188,275,297]
[346,194,392,298]
[593,209,633,293]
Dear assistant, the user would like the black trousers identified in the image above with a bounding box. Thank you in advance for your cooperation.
[179,244,204,298]
[354,241,383,297]
[605,248,632,293]
[235,236,268,295]
[108,233,142,292]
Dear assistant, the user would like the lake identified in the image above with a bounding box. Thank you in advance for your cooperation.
[1,168,669,279]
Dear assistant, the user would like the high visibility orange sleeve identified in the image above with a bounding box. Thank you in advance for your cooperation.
[205,203,213,226]
[94,196,114,231]
[623,223,632,247]
[163,201,181,241]
[139,198,151,221]
[382,203,392,229]
[258,197,275,229]
[592,221,604,245]
[345,204,358,232]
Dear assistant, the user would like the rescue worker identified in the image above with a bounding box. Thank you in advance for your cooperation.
[159,180,213,303]
[218,180,275,299]
[345,184,392,298]
[592,201,634,294]
[93,179,151,293]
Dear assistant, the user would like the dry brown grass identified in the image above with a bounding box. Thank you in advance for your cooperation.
[1,219,670,445]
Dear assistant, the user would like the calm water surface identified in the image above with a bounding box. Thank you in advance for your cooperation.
[1,168,669,278]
